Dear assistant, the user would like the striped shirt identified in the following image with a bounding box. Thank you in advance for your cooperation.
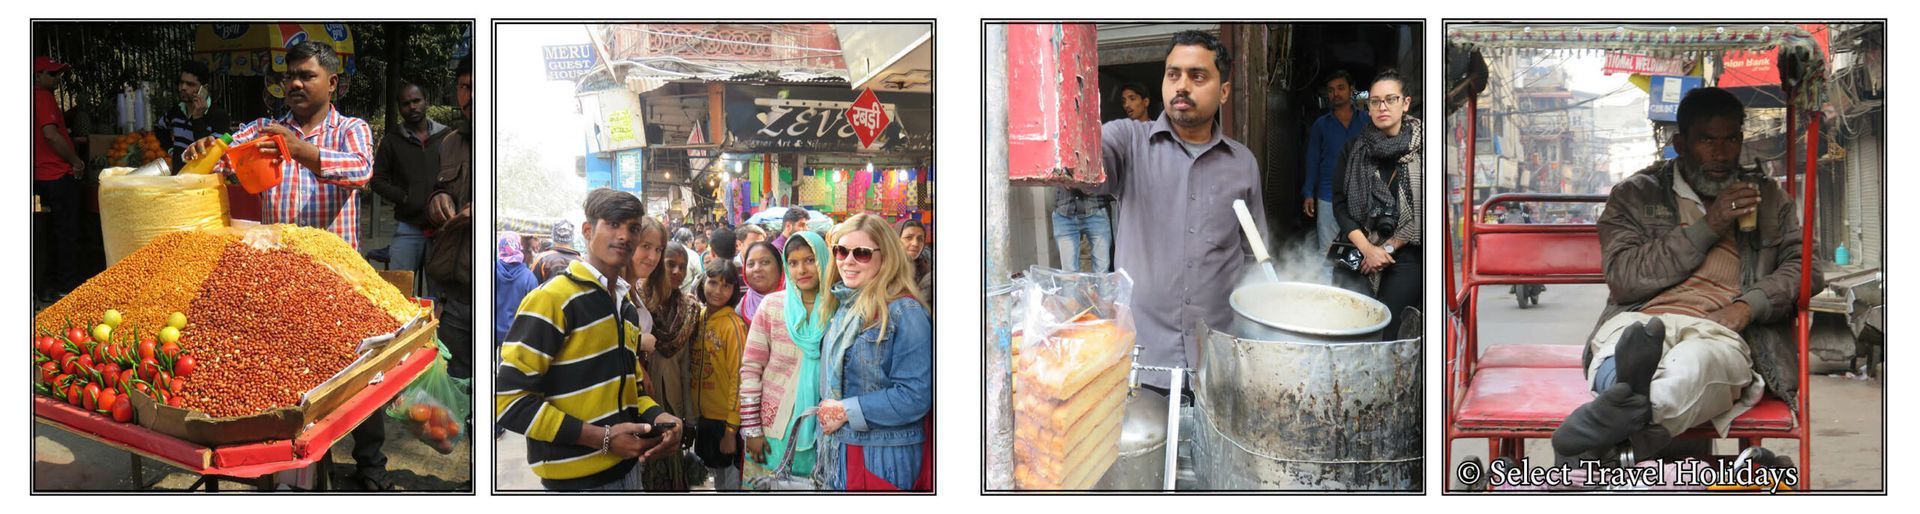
[497,260,666,490]
[158,104,231,166]
[214,105,373,248]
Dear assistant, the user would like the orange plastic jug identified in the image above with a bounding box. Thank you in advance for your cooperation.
[224,134,286,194]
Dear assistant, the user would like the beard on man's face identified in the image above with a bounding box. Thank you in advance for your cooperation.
[1680,158,1739,198]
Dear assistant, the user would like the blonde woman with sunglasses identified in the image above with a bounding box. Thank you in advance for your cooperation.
[812,214,933,491]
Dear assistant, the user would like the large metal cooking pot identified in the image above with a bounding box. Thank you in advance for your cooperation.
[1092,390,1170,490]
[1189,319,1422,490]
[1228,281,1390,342]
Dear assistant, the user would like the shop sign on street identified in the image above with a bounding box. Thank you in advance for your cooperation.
[543,44,597,81]
[615,150,645,194]
[845,88,890,149]
[1648,75,1703,122]
[723,84,930,153]
[1601,52,1689,76]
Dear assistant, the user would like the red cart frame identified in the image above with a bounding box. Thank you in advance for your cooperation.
[1443,24,1827,490]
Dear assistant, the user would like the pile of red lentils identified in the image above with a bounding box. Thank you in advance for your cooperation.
[178,245,401,418]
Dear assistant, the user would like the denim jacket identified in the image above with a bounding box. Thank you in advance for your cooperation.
[830,297,933,447]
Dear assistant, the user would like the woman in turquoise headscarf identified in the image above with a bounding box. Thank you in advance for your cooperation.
[737,231,832,486]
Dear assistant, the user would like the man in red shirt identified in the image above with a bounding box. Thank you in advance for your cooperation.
[34,56,85,303]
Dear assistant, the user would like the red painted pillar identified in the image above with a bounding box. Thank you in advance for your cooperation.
[1005,23,1105,186]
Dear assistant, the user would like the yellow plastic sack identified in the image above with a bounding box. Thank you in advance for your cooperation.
[98,168,230,266]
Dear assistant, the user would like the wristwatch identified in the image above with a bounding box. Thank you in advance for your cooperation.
[1382,243,1397,255]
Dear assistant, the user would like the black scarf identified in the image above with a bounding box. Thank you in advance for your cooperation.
[1342,115,1423,234]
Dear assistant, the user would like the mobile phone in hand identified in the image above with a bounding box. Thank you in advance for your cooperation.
[638,421,677,439]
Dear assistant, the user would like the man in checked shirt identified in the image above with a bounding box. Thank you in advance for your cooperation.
[182,40,385,487]
[185,41,374,249]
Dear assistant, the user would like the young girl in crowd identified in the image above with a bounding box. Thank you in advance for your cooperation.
[640,238,702,490]
[738,241,784,321]
[815,214,933,491]
[739,232,831,486]
[693,258,748,490]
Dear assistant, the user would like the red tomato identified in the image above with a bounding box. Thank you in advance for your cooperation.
[120,370,136,391]
[133,381,151,395]
[138,358,159,381]
[82,384,100,411]
[65,328,88,344]
[96,389,118,415]
[100,363,122,389]
[164,395,183,408]
[77,354,94,375]
[168,377,185,396]
[61,355,81,375]
[137,339,156,362]
[110,397,134,422]
[38,362,58,384]
[174,355,196,378]
[67,385,84,407]
[160,341,180,360]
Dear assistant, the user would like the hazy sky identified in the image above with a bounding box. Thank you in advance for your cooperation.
[497,24,593,182]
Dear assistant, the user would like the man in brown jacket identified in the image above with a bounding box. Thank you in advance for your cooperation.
[1553,87,1823,463]
[426,56,475,381]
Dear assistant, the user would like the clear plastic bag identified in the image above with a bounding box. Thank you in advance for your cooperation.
[385,339,472,454]
[97,168,229,266]
[984,277,1027,490]
[1011,266,1136,489]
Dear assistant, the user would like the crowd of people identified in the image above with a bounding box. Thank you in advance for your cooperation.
[495,191,936,491]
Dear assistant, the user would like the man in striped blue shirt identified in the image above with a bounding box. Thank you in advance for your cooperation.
[159,60,230,169]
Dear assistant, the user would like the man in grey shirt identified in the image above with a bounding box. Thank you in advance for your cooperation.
[1086,30,1272,391]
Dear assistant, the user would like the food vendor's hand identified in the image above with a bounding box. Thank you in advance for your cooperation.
[640,412,683,460]
[744,435,768,462]
[640,333,658,353]
[605,422,657,459]
[1360,244,1395,273]
[183,135,223,162]
[257,125,305,160]
[817,399,847,434]
[66,156,85,176]
[1302,198,1316,218]
[427,193,457,227]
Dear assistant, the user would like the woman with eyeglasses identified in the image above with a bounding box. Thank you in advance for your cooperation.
[1331,68,1424,341]
[813,214,933,491]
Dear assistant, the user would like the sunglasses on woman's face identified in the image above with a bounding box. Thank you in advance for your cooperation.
[832,245,880,263]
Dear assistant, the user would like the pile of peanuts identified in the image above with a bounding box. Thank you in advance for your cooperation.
[179,245,401,418]
[280,226,425,323]
[35,230,235,332]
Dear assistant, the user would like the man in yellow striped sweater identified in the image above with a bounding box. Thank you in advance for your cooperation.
[498,188,685,491]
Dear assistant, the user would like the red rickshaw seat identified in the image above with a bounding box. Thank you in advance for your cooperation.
[1473,231,1603,277]
[1478,344,1584,369]
[1457,366,1798,434]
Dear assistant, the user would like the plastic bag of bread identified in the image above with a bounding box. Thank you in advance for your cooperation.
[1010,266,1136,489]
